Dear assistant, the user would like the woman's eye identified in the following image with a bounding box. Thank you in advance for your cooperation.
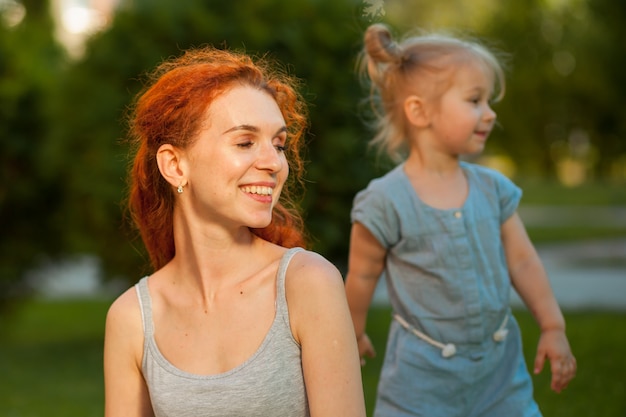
[237,142,254,148]
[274,135,287,152]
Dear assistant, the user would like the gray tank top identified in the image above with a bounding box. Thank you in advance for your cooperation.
[135,247,310,417]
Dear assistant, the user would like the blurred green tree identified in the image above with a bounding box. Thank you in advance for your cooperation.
[43,0,376,286]
[578,0,626,178]
[382,0,626,181]
[2,0,625,304]
[480,0,626,181]
[0,0,66,303]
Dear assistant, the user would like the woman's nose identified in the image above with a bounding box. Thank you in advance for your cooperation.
[256,140,283,172]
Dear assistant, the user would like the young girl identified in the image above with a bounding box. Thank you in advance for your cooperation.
[345,23,576,416]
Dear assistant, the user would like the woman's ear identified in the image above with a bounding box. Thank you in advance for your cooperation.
[404,95,430,128]
[156,144,187,189]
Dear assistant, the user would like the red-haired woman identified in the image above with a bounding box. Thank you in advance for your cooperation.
[104,46,366,417]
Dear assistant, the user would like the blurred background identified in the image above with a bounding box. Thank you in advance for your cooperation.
[0,0,624,416]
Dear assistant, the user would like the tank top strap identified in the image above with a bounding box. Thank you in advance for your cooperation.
[134,250,302,336]
[134,276,154,337]
[275,247,304,317]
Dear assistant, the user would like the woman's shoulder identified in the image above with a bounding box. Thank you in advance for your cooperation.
[284,249,345,305]
[284,249,348,341]
[286,249,343,287]
[104,282,145,380]
[105,281,143,335]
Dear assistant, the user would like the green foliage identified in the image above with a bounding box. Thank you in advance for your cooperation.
[380,0,626,180]
[580,0,626,174]
[0,0,66,300]
[42,0,375,284]
[1,0,626,300]
[483,0,626,179]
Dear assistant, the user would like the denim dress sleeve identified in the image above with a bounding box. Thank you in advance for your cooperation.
[351,165,405,249]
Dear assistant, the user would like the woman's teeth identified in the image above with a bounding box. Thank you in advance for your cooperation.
[241,186,273,196]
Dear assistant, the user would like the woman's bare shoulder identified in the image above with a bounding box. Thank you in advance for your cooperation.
[285,249,346,314]
[105,283,143,337]
[285,249,354,345]
[287,249,344,288]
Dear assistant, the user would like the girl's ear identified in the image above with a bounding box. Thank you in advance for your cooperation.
[156,144,187,189]
[404,95,430,128]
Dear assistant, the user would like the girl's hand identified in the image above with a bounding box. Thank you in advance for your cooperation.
[533,328,577,393]
[357,333,376,366]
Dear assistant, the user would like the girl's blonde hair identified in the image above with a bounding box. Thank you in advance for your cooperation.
[359,23,506,162]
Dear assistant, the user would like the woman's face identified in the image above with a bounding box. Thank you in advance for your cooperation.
[182,85,289,231]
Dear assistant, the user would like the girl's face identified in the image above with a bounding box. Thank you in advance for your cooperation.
[428,61,497,156]
[182,85,289,231]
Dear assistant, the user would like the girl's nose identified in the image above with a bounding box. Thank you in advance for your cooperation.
[484,104,497,122]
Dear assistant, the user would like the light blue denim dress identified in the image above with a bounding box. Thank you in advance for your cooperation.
[352,162,542,417]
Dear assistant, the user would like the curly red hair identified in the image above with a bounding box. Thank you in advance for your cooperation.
[126,46,308,271]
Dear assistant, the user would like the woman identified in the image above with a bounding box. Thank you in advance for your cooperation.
[104,46,366,417]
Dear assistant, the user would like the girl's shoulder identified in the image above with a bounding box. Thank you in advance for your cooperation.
[352,164,411,223]
[358,164,407,200]
[460,161,504,177]
[462,162,522,217]
[462,161,519,191]
[462,160,508,179]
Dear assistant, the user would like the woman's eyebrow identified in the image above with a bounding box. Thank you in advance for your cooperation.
[222,124,259,134]
[222,125,288,137]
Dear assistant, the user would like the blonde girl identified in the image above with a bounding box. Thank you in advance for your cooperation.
[345,23,576,417]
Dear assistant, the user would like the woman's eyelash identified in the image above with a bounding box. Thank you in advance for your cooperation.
[236,141,285,152]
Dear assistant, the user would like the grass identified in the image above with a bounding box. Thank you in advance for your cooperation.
[0,299,110,417]
[516,178,626,243]
[1,180,624,415]
[362,307,626,417]
[1,300,625,416]
[516,178,626,206]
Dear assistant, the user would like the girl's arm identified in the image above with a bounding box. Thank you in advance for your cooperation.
[345,222,386,359]
[287,250,367,417]
[501,213,577,393]
[104,289,155,417]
